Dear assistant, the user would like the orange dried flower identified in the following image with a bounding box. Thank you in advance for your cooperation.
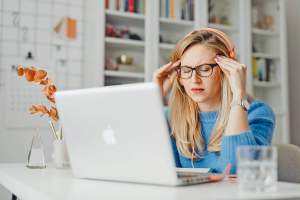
[24,68,36,82]
[17,66,24,76]
[33,69,47,83]
[49,107,59,121]
[43,84,56,103]
[16,65,59,122]
[40,78,49,85]
[30,105,49,115]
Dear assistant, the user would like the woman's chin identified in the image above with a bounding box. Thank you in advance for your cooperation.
[190,94,209,103]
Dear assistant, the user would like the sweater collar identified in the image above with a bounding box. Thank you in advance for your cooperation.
[199,111,218,122]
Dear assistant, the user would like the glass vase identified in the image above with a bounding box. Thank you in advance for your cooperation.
[26,129,46,169]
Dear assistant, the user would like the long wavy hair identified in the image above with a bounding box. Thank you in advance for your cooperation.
[169,30,233,160]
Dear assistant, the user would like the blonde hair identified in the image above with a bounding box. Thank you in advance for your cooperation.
[169,30,233,160]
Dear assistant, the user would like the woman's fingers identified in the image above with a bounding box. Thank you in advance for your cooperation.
[153,60,180,97]
[157,61,172,73]
[167,70,177,83]
[216,62,246,78]
[216,56,246,71]
[162,71,177,96]
[217,55,241,65]
[158,60,181,75]
[153,60,180,82]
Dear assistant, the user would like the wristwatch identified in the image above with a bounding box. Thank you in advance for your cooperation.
[231,98,250,111]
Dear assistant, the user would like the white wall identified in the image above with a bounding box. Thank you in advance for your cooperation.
[0,0,85,198]
[286,0,300,147]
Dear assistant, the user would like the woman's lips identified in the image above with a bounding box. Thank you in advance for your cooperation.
[191,88,205,93]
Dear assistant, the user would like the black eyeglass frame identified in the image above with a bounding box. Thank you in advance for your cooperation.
[176,63,219,79]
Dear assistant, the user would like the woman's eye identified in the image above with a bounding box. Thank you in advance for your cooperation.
[182,67,191,73]
[199,65,211,72]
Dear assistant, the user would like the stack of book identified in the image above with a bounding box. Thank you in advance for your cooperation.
[160,0,194,21]
[105,0,145,14]
[252,57,276,83]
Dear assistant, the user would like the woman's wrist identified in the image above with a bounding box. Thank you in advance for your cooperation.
[232,90,246,102]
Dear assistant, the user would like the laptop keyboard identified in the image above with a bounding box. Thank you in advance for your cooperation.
[177,171,212,178]
[176,171,224,184]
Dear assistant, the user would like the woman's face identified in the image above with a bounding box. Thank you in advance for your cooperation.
[179,44,222,105]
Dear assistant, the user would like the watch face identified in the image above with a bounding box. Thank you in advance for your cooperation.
[243,100,250,110]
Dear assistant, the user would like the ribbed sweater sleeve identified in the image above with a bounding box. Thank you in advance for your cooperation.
[219,100,276,174]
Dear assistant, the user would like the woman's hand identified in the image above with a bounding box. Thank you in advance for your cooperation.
[153,60,180,97]
[215,55,247,101]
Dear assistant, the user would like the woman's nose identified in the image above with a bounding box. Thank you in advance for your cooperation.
[190,70,202,83]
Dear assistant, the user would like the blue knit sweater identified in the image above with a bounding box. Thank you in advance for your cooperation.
[165,100,275,174]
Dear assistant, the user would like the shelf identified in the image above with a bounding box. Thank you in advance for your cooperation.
[252,28,279,36]
[159,43,175,50]
[208,23,238,32]
[274,110,286,116]
[105,10,145,20]
[253,80,281,88]
[105,10,145,26]
[105,37,145,49]
[104,70,144,79]
[252,52,279,59]
[159,17,194,26]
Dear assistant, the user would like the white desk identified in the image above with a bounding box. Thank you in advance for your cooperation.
[1,164,300,200]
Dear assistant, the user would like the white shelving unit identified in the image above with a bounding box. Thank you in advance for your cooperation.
[252,28,279,36]
[250,0,289,144]
[158,0,196,68]
[208,23,238,32]
[104,70,144,79]
[84,0,289,144]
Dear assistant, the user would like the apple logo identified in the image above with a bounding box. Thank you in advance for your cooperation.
[102,125,117,145]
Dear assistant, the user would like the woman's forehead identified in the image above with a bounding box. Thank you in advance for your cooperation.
[181,44,216,66]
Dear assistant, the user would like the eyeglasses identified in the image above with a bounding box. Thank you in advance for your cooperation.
[176,63,218,79]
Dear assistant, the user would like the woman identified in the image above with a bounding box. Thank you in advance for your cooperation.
[153,28,275,174]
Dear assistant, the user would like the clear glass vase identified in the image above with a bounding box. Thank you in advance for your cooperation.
[26,129,46,169]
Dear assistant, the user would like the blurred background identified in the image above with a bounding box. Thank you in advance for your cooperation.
[0,0,300,198]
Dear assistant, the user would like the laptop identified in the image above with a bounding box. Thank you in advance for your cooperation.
[55,82,224,186]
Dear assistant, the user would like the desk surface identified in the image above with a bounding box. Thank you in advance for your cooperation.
[1,163,300,200]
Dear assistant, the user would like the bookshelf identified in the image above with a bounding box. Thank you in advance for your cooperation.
[250,0,289,144]
[84,0,289,144]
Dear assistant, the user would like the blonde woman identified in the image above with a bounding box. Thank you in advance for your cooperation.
[153,28,275,174]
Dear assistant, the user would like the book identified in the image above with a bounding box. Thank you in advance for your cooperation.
[125,0,129,11]
[139,0,145,14]
[134,0,139,13]
[105,0,109,9]
[252,57,258,80]
[128,0,135,12]
[110,0,116,10]
[116,0,120,11]
[257,58,267,81]
[175,0,181,20]
[170,0,175,19]
[165,0,169,18]
[189,0,194,20]
[160,0,166,17]
[119,0,125,12]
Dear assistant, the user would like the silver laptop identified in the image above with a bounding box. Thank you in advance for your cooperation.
[55,82,223,186]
